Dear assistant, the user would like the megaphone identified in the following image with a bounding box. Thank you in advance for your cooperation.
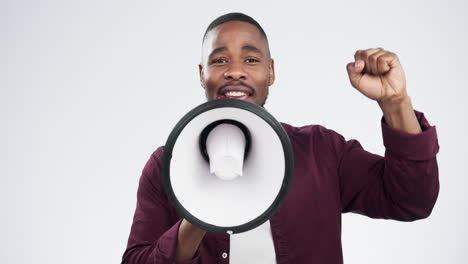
[161,99,294,234]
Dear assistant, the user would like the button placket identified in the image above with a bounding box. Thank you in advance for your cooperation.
[215,233,230,263]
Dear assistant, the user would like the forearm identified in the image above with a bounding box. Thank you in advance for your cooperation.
[378,95,422,134]
[175,219,206,262]
[339,108,440,220]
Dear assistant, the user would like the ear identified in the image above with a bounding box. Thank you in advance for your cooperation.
[199,63,205,89]
[268,58,275,86]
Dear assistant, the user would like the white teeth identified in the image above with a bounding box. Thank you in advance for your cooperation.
[225,91,247,97]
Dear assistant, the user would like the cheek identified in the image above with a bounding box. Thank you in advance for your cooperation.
[250,68,270,90]
[202,70,215,86]
[203,70,221,98]
[205,78,217,92]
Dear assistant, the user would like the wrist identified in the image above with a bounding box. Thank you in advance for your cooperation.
[378,96,422,134]
[377,94,411,113]
[180,219,206,236]
[175,219,206,262]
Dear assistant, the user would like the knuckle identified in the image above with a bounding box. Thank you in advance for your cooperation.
[361,51,369,60]
[354,50,362,58]
[377,56,385,64]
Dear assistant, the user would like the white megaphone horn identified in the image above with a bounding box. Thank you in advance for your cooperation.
[161,99,294,234]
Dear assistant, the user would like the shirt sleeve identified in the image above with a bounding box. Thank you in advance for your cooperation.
[332,110,440,221]
[121,147,202,264]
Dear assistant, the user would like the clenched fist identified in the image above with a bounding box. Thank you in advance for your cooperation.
[346,48,407,105]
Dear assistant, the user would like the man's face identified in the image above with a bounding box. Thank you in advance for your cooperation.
[199,21,275,106]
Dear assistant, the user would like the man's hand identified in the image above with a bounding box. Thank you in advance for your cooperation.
[346,48,407,104]
[346,48,422,134]
[175,219,206,262]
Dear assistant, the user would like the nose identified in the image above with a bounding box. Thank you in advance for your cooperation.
[223,62,247,80]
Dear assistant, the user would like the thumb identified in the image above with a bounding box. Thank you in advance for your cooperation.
[346,60,364,88]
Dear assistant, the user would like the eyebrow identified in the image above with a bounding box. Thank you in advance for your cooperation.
[208,45,264,59]
[208,47,228,59]
[242,45,263,56]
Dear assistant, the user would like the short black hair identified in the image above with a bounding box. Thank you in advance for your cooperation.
[202,12,268,42]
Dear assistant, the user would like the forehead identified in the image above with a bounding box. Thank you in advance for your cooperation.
[202,21,268,56]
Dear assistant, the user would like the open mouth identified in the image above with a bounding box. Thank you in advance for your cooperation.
[218,90,252,100]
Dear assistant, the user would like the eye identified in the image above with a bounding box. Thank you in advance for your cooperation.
[211,58,228,64]
[245,58,260,63]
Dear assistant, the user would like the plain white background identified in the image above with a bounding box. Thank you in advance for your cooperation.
[2,0,467,263]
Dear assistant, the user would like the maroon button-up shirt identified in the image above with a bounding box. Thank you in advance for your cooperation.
[122,110,439,264]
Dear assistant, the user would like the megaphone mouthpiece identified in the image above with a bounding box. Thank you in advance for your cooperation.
[205,122,247,181]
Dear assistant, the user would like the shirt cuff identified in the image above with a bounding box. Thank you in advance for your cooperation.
[156,218,202,264]
[381,110,440,161]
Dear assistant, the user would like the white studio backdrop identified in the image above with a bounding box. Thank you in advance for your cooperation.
[2,0,467,263]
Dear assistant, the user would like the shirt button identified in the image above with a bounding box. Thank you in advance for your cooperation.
[222,252,228,259]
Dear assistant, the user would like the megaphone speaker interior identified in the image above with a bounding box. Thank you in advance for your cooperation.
[161,99,294,234]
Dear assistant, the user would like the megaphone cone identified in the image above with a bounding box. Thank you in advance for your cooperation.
[162,99,294,234]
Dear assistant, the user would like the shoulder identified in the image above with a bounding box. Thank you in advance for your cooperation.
[151,146,166,162]
[280,121,343,142]
[280,121,351,159]
[140,146,166,181]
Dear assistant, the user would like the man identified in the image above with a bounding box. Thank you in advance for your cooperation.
[122,13,439,264]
